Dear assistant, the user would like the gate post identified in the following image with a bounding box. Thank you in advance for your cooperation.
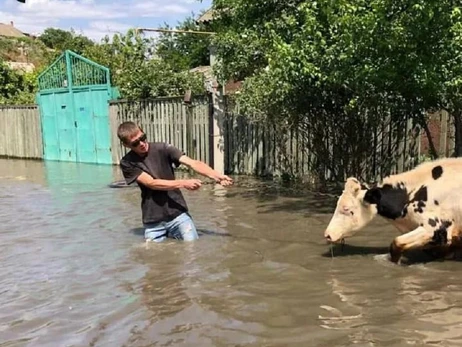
[208,93,214,169]
[207,43,226,174]
[211,89,225,174]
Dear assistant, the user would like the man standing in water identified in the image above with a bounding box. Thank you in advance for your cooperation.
[117,121,233,242]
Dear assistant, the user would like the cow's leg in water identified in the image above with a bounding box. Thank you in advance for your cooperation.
[389,226,442,263]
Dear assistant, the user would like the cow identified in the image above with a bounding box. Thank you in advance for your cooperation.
[323,157,462,264]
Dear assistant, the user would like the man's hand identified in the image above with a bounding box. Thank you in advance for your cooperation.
[214,174,234,187]
[181,179,202,190]
[178,155,234,187]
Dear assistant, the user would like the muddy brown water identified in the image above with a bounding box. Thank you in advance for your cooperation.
[2,158,462,347]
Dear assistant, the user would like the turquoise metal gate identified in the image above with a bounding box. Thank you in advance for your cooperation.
[37,50,118,165]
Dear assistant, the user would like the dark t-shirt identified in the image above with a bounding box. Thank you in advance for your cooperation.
[120,142,189,225]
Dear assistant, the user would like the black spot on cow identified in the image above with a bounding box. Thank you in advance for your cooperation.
[411,185,428,203]
[432,165,443,180]
[428,218,437,227]
[413,200,426,213]
[364,184,408,220]
[409,185,428,213]
[434,200,439,206]
[431,220,452,246]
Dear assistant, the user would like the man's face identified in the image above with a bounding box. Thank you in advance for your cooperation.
[124,130,149,155]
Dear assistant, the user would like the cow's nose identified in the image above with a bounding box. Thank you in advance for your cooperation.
[325,234,332,242]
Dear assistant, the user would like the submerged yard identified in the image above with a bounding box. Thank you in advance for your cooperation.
[1,158,462,346]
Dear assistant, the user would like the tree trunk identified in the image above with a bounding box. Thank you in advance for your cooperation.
[453,111,462,157]
[418,113,439,159]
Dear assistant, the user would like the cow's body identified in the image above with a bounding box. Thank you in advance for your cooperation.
[324,157,462,263]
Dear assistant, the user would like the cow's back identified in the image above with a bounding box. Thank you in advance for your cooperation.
[380,158,462,228]
[384,158,462,192]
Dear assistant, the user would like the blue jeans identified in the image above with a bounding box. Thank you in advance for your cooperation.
[144,213,199,242]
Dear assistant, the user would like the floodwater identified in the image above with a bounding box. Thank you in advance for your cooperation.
[2,159,462,347]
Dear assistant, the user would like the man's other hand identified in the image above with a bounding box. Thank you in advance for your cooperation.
[182,179,202,190]
[215,174,234,187]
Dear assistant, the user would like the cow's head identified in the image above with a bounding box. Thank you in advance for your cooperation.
[324,177,377,243]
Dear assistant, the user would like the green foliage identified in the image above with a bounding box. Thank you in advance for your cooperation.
[0,36,53,69]
[156,13,212,71]
[0,59,38,104]
[211,0,462,177]
[0,21,209,104]
[83,29,205,99]
[39,28,73,49]
[39,28,94,55]
[213,0,460,115]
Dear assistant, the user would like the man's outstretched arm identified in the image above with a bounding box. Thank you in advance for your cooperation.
[136,172,202,191]
[179,155,234,186]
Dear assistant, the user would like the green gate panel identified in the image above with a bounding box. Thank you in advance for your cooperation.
[40,92,60,161]
[73,89,97,163]
[55,92,77,162]
[36,50,114,165]
[91,88,113,165]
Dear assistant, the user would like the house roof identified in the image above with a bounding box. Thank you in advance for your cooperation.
[190,65,213,79]
[0,23,26,38]
[196,8,215,24]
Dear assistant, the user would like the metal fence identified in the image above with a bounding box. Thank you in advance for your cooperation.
[0,105,43,159]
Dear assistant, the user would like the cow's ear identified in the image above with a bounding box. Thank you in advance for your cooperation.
[364,187,382,205]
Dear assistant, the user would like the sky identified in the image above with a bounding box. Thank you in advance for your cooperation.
[0,0,212,41]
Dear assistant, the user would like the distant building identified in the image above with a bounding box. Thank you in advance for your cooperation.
[194,9,243,95]
[196,9,215,24]
[0,21,36,72]
[0,22,26,38]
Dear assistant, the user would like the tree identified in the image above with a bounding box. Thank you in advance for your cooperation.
[39,27,94,55]
[39,28,73,50]
[155,12,212,71]
[0,59,38,104]
[211,0,462,179]
[443,7,462,156]
[83,29,205,99]
[0,21,209,104]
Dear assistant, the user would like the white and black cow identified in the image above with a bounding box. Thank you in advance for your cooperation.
[324,157,462,263]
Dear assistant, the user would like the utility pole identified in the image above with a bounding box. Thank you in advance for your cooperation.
[135,28,215,35]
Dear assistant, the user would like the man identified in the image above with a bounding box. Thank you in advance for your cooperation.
[117,121,233,243]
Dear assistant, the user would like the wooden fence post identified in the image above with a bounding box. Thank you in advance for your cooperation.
[439,110,448,157]
[186,103,195,160]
